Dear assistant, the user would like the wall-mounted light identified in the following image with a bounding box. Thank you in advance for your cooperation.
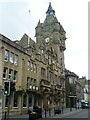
[30,85,32,89]
[33,86,35,90]
[36,86,39,91]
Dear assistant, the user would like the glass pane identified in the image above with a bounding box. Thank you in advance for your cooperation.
[10,52,14,63]
[23,94,27,107]
[14,71,17,81]
[3,67,8,79]
[13,93,18,107]
[14,54,18,65]
[4,50,8,62]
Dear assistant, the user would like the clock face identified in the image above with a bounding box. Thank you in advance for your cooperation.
[45,37,50,43]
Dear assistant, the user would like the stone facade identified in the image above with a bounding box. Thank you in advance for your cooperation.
[65,69,79,108]
[0,3,66,114]
[84,79,90,102]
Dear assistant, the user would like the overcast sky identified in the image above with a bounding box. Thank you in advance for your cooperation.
[0,0,88,79]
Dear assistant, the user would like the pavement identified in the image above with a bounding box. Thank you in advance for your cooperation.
[0,108,2,120]
[1,107,83,120]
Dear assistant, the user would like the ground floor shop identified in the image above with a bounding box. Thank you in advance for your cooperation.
[2,89,66,115]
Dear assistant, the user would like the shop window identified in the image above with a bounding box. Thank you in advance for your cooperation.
[13,92,18,107]
[29,95,32,107]
[23,93,27,107]
[34,95,38,106]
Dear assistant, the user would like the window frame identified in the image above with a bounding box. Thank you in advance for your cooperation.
[10,52,14,64]
[13,92,18,108]
[13,70,17,81]
[3,67,8,80]
[8,69,13,80]
[14,54,18,65]
[4,50,9,62]
[27,60,30,70]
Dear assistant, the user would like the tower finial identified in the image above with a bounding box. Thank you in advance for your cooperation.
[46,2,55,16]
[49,2,51,5]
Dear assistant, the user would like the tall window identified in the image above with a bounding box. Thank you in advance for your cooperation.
[27,61,30,70]
[34,95,38,106]
[13,71,17,81]
[31,51,35,59]
[51,72,54,84]
[33,64,36,73]
[23,93,27,107]
[33,79,36,90]
[3,67,8,79]
[29,95,32,107]
[4,50,9,62]
[13,93,18,107]
[10,52,14,63]
[41,68,46,78]
[27,77,30,88]
[8,69,13,80]
[55,74,57,84]
[29,78,33,89]
[49,56,51,64]
[69,78,73,84]
[30,78,33,84]
[14,54,18,65]
[30,62,33,71]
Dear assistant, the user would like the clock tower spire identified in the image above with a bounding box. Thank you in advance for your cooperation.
[46,2,55,16]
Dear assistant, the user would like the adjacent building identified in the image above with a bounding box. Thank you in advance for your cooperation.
[0,3,66,114]
[65,69,79,108]
[84,79,90,102]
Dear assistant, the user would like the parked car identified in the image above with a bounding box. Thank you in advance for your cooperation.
[81,100,89,109]
[28,106,42,120]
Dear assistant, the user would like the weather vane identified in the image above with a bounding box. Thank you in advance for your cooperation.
[28,10,30,13]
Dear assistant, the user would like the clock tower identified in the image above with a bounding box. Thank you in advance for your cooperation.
[35,2,66,73]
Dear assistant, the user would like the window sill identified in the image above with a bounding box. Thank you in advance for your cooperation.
[13,107,19,109]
